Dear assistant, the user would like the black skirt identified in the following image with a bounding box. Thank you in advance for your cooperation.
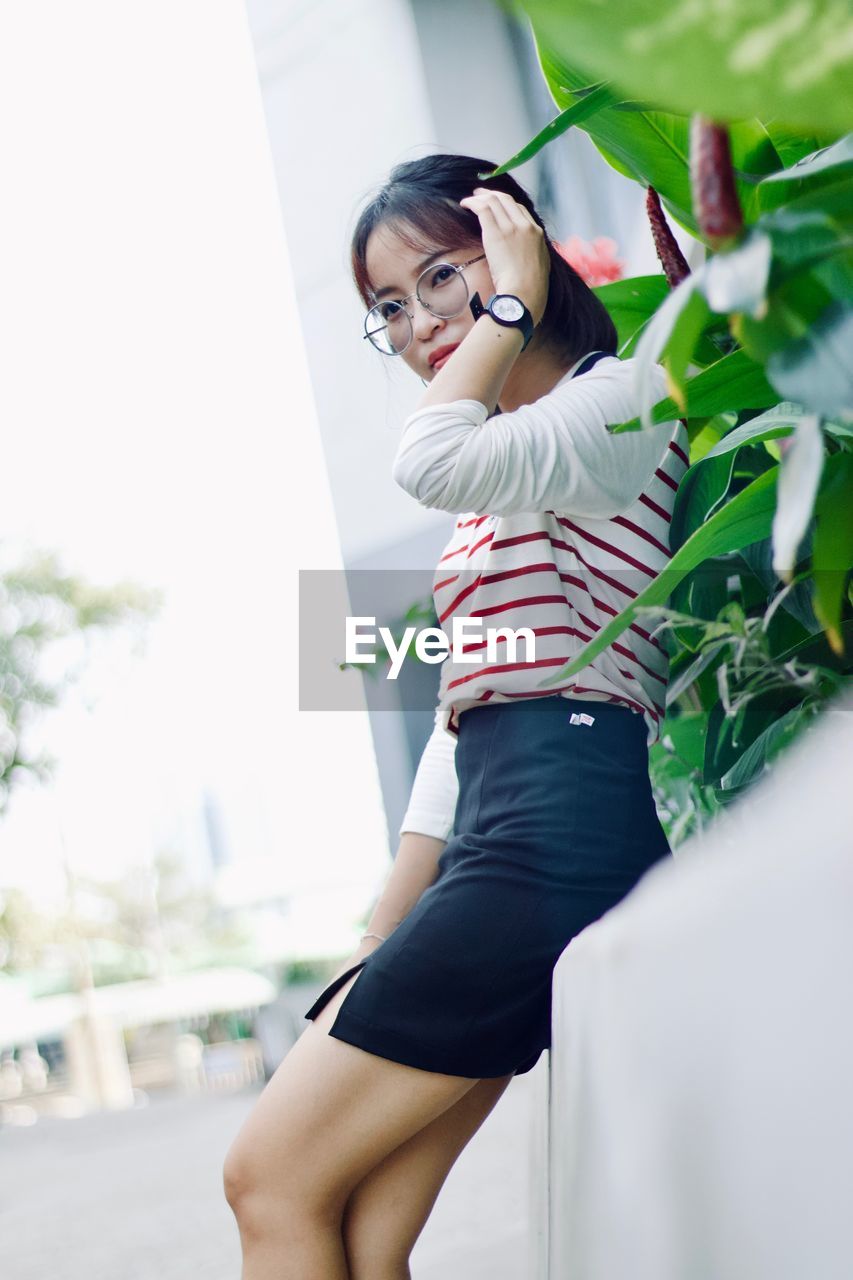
[304,695,672,1078]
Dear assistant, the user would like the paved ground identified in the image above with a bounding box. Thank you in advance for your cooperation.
[1,990,540,1279]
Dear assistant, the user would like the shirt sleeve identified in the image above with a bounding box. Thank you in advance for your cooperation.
[398,699,459,841]
[391,357,677,519]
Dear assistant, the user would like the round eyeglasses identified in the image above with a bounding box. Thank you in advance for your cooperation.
[363,254,487,356]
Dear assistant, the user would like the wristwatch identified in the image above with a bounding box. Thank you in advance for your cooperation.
[469,291,535,351]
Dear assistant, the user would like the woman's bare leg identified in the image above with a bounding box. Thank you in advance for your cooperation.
[341,1071,515,1280]
[222,967,486,1279]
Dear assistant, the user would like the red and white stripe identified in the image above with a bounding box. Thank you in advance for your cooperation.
[434,421,689,744]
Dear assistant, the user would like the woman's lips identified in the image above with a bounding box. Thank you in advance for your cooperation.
[432,348,458,371]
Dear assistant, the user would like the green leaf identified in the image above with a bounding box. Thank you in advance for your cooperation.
[703,232,773,315]
[812,453,853,653]
[630,272,701,427]
[531,43,786,234]
[771,416,825,579]
[766,301,853,418]
[718,704,809,790]
[628,237,775,432]
[761,195,853,280]
[482,83,622,175]
[669,558,735,627]
[732,242,849,366]
[658,712,708,767]
[814,247,853,306]
[670,452,737,551]
[665,640,729,705]
[664,290,714,413]
[825,418,853,442]
[591,275,671,356]
[739,539,821,632]
[612,349,779,433]
[689,414,737,461]
[759,124,841,169]
[704,690,801,787]
[536,467,780,688]
[520,1,853,137]
[701,402,803,458]
[759,134,853,189]
[757,153,853,216]
[535,39,694,229]
[655,290,712,414]
[775,618,853,669]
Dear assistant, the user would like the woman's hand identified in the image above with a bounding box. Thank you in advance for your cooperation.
[459,187,551,327]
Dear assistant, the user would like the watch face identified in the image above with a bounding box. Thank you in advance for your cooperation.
[492,295,525,322]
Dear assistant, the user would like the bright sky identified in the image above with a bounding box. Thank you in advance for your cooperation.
[0,3,390,953]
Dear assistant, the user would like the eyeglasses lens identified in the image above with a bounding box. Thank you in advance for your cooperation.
[365,264,468,354]
[365,303,409,356]
[421,264,468,318]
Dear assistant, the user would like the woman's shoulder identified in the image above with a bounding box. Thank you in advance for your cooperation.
[547,354,668,407]
[520,356,671,448]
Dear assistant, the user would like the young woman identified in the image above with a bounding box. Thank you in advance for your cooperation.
[223,154,687,1279]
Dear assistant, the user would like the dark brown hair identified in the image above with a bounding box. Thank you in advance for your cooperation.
[351,153,617,364]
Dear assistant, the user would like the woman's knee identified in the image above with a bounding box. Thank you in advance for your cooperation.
[223,1097,354,1233]
[222,1137,262,1219]
[223,1136,342,1246]
[223,1134,299,1220]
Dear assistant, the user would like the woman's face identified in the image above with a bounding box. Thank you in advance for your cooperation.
[364,222,496,381]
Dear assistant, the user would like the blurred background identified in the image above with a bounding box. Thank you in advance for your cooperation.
[0,2,695,1276]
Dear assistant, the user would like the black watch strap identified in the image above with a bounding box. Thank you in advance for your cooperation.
[469,291,535,351]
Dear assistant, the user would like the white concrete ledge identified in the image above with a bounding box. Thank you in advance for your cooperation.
[543,690,853,1279]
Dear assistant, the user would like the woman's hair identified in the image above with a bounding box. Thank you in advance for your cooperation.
[350,153,617,364]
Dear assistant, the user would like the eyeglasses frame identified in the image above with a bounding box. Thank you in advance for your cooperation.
[362,253,488,355]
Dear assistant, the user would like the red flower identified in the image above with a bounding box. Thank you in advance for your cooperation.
[553,234,624,286]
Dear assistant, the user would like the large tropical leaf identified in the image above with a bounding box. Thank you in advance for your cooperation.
[618,232,773,428]
[701,402,803,458]
[590,275,670,356]
[483,82,621,176]
[591,273,722,368]
[537,467,781,686]
[770,416,825,579]
[811,453,853,653]
[717,703,810,791]
[766,301,853,418]
[537,452,848,688]
[519,1,853,136]
[759,125,839,170]
[757,134,853,212]
[670,451,737,551]
[613,349,779,433]
[530,41,786,235]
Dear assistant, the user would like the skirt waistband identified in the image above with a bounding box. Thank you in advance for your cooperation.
[448,691,659,861]
[456,693,645,735]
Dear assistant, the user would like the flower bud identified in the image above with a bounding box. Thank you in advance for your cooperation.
[690,116,744,251]
[645,186,690,287]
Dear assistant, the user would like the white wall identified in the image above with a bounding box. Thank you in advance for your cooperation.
[544,691,853,1278]
[245,0,453,566]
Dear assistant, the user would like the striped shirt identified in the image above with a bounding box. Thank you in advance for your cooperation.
[392,353,688,840]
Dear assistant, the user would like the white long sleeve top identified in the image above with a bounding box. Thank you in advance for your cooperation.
[393,353,688,841]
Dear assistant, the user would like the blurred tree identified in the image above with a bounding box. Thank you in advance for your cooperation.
[0,849,254,991]
[0,543,162,816]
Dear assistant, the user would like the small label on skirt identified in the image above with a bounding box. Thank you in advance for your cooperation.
[569,711,596,726]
